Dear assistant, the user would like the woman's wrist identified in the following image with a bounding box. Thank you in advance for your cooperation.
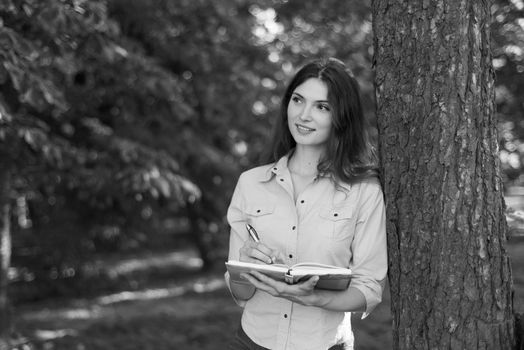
[304,290,329,307]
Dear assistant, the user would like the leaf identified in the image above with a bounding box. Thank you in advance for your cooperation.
[20,86,47,112]
[38,79,68,112]
[151,176,170,198]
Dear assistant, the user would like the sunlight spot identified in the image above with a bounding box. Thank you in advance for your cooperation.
[250,6,283,43]
[268,51,280,63]
[233,141,248,156]
[193,278,225,293]
[511,0,524,10]
[22,307,101,322]
[35,329,78,341]
[505,44,523,59]
[63,308,99,320]
[252,101,268,115]
[113,45,128,58]
[96,287,185,305]
[509,153,521,168]
[96,277,226,305]
[518,18,524,30]
[108,251,203,275]
[493,57,507,69]
[261,78,276,89]
[282,61,293,74]
[361,20,372,34]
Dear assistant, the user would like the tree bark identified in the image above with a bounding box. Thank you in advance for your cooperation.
[372,0,516,348]
[0,162,12,342]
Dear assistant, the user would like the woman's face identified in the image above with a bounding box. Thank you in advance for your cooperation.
[287,78,333,151]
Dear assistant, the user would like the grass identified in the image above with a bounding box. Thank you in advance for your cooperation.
[12,236,524,350]
[11,191,524,350]
[12,246,394,350]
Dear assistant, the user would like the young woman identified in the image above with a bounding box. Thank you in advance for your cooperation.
[225,58,387,350]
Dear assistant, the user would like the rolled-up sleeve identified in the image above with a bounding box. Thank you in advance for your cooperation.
[349,180,388,318]
[224,174,252,307]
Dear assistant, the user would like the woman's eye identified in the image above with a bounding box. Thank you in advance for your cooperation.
[291,96,302,103]
[318,104,330,111]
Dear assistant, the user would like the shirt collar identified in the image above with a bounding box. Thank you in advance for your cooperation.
[258,153,291,182]
[257,149,330,183]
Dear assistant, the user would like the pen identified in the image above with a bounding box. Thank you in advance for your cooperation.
[245,223,260,243]
[246,223,276,264]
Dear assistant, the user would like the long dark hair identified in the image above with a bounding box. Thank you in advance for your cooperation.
[264,57,378,183]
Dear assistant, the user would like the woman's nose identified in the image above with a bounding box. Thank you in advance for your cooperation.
[298,104,312,121]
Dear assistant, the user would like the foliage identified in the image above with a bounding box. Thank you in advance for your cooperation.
[0,0,202,284]
[0,0,201,201]
[491,0,524,187]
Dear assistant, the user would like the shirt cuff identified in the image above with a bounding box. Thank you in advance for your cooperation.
[224,271,251,307]
[350,277,385,319]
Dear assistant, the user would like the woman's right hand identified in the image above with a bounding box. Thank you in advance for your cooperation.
[239,240,284,265]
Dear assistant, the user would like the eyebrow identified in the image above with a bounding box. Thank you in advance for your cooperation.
[292,92,329,103]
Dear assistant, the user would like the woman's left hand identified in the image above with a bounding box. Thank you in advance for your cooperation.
[240,271,321,306]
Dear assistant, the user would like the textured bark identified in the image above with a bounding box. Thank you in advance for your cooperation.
[0,164,11,340]
[372,0,515,349]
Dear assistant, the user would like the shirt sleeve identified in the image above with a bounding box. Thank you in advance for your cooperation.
[224,173,253,307]
[348,179,388,318]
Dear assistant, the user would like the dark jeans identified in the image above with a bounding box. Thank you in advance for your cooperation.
[228,326,349,350]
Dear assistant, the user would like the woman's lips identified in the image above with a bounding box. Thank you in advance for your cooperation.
[296,124,315,133]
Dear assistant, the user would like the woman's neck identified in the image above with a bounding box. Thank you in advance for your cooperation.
[288,146,324,176]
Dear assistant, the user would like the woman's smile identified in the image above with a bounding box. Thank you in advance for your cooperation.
[295,123,316,134]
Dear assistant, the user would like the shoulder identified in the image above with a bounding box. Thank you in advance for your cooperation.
[350,176,383,199]
[356,176,382,190]
[237,163,275,184]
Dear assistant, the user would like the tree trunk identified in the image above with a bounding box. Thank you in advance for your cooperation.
[372,0,516,348]
[0,163,12,343]
[186,202,212,270]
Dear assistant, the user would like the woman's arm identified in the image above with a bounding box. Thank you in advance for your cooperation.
[242,271,367,312]
[225,174,284,303]
[312,287,367,312]
[225,174,256,303]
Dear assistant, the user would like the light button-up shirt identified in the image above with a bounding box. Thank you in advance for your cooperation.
[225,154,387,350]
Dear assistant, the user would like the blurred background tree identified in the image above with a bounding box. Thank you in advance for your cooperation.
[492,0,524,188]
[0,0,522,345]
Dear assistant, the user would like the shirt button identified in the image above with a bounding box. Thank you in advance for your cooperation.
[300,200,305,203]
[280,178,284,182]
[334,213,338,217]
[289,254,293,259]
[292,226,296,230]
[284,314,288,318]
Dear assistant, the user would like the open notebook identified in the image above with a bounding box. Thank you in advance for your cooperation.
[226,260,352,291]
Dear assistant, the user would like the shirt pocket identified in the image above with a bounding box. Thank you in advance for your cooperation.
[244,202,276,238]
[318,205,355,241]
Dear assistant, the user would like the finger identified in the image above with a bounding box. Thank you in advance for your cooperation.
[255,243,279,263]
[248,247,274,264]
[240,243,273,264]
[249,271,287,293]
[271,251,287,264]
[302,275,320,290]
[241,241,283,264]
[242,273,278,295]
